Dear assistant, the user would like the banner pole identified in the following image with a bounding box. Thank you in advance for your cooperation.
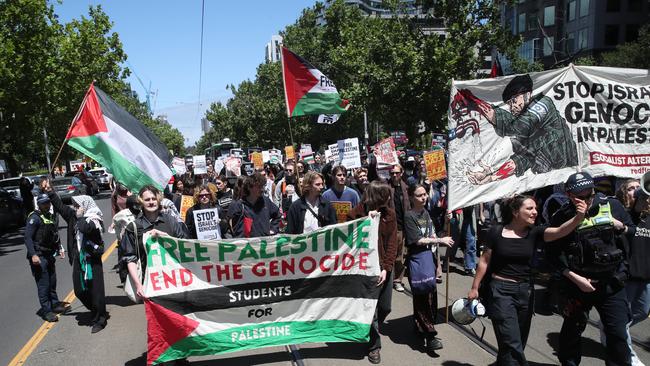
[445,210,451,324]
[287,117,295,147]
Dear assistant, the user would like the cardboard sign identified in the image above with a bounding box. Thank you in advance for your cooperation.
[193,155,207,175]
[431,133,447,149]
[337,138,361,169]
[262,150,271,163]
[193,208,221,240]
[242,162,255,176]
[251,152,264,170]
[269,149,282,164]
[214,158,225,175]
[230,149,244,158]
[331,201,352,223]
[171,157,187,175]
[299,144,313,158]
[423,150,447,181]
[180,195,194,222]
[285,146,295,161]
[374,137,399,168]
[225,157,242,177]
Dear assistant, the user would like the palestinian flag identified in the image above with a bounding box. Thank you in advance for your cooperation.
[65,84,173,192]
[281,47,350,117]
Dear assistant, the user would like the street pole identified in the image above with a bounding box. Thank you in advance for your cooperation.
[363,110,369,149]
[43,127,52,176]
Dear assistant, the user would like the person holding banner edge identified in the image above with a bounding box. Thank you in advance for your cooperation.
[467,194,586,365]
[405,183,454,353]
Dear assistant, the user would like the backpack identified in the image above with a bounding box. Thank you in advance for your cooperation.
[113,208,136,242]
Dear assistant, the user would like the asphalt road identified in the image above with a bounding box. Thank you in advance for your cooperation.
[2,193,649,365]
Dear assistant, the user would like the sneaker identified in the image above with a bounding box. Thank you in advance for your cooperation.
[368,349,381,364]
[426,337,443,352]
[53,303,70,314]
[436,275,443,284]
[465,268,476,276]
[393,282,405,292]
[43,312,58,322]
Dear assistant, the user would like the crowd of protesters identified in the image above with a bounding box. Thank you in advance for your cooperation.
[19,148,650,365]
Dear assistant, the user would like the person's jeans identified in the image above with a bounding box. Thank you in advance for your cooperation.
[626,280,650,327]
[29,255,60,315]
[369,271,393,351]
[461,220,477,270]
[488,279,533,366]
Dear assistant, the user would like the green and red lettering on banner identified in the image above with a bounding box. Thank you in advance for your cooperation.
[143,217,381,365]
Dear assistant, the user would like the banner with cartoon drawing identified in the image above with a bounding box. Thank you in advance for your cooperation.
[447,64,650,210]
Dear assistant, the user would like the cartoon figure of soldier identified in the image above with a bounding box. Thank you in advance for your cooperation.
[459,74,578,184]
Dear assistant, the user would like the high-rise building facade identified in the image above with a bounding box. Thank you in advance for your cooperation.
[265,35,283,63]
[502,0,649,68]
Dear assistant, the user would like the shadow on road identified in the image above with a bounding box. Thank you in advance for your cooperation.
[382,314,428,353]
[124,349,294,366]
[106,295,138,307]
[297,342,366,361]
[546,332,605,359]
[0,228,25,256]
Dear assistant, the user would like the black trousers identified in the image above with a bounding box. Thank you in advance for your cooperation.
[29,255,60,315]
[72,255,107,324]
[368,271,393,351]
[558,279,631,366]
[487,279,533,366]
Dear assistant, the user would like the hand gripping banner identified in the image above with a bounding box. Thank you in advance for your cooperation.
[447,64,650,210]
[143,216,381,365]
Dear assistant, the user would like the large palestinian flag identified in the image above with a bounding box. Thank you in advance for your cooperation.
[143,217,380,365]
[281,47,350,118]
[65,84,173,192]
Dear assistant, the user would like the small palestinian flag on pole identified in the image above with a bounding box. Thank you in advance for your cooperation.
[281,47,350,117]
[65,84,173,192]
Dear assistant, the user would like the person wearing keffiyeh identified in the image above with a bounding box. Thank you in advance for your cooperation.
[45,183,109,334]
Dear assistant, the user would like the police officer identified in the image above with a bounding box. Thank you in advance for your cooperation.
[25,194,68,322]
[549,172,633,366]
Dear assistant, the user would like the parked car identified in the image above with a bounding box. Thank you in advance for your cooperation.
[89,167,113,190]
[0,187,25,230]
[51,176,86,203]
[0,177,24,198]
[65,170,99,196]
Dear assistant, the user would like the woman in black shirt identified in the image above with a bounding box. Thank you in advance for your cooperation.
[467,194,586,365]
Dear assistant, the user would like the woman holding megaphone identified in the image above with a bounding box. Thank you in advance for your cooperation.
[467,194,587,366]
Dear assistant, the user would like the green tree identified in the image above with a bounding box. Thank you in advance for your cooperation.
[600,25,649,69]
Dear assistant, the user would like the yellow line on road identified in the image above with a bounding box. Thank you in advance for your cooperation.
[8,240,118,366]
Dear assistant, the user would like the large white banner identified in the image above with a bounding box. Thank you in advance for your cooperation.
[448,64,650,210]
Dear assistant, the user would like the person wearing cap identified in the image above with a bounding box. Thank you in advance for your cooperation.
[547,171,635,366]
[24,193,68,322]
[465,74,578,185]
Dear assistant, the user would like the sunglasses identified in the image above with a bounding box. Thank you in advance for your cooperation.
[198,194,211,198]
[390,172,402,175]
[575,192,594,200]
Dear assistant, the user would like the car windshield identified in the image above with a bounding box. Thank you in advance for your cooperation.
[0,178,21,188]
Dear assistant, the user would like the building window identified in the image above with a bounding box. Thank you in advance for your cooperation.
[518,13,526,33]
[578,29,588,49]
[566,32,576,53]
[543,36,555,56]
[544,6,555,26]
[628,0,643,12]
[580,0,590,17]
[528,14,538,31]
[606,0,620,12]
[604,25,619,46]
[567,1,576,21]
[626,24,640,42]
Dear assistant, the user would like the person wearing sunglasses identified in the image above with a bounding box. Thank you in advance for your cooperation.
[548,171,635,366]
[185,184,228,239]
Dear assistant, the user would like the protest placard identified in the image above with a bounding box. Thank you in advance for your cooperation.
[225,157,242,177]
[262,150,271,163]
[285,146,295,161]
[171,157,187,176]
[192,208,221,240]
[180,195,194,222]
[193,155,207,175]
[214,158,225,176]
[337,138,361,169]
[299,144,313,158]
[373,137,399,168]
[269,149,282,164]
[423,150,447,181]
[143,217,380,365]
[251,152,264,170]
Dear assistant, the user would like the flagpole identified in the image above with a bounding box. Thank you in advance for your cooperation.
[287,117,295,147]
[51,83,94,175]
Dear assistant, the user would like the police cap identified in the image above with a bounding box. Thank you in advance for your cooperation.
[37,193,50,205]
[565,172,595,194]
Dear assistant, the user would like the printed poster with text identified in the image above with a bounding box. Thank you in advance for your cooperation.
[447,64,650,210]
[142,217,381,365]
[423,150,447,181]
